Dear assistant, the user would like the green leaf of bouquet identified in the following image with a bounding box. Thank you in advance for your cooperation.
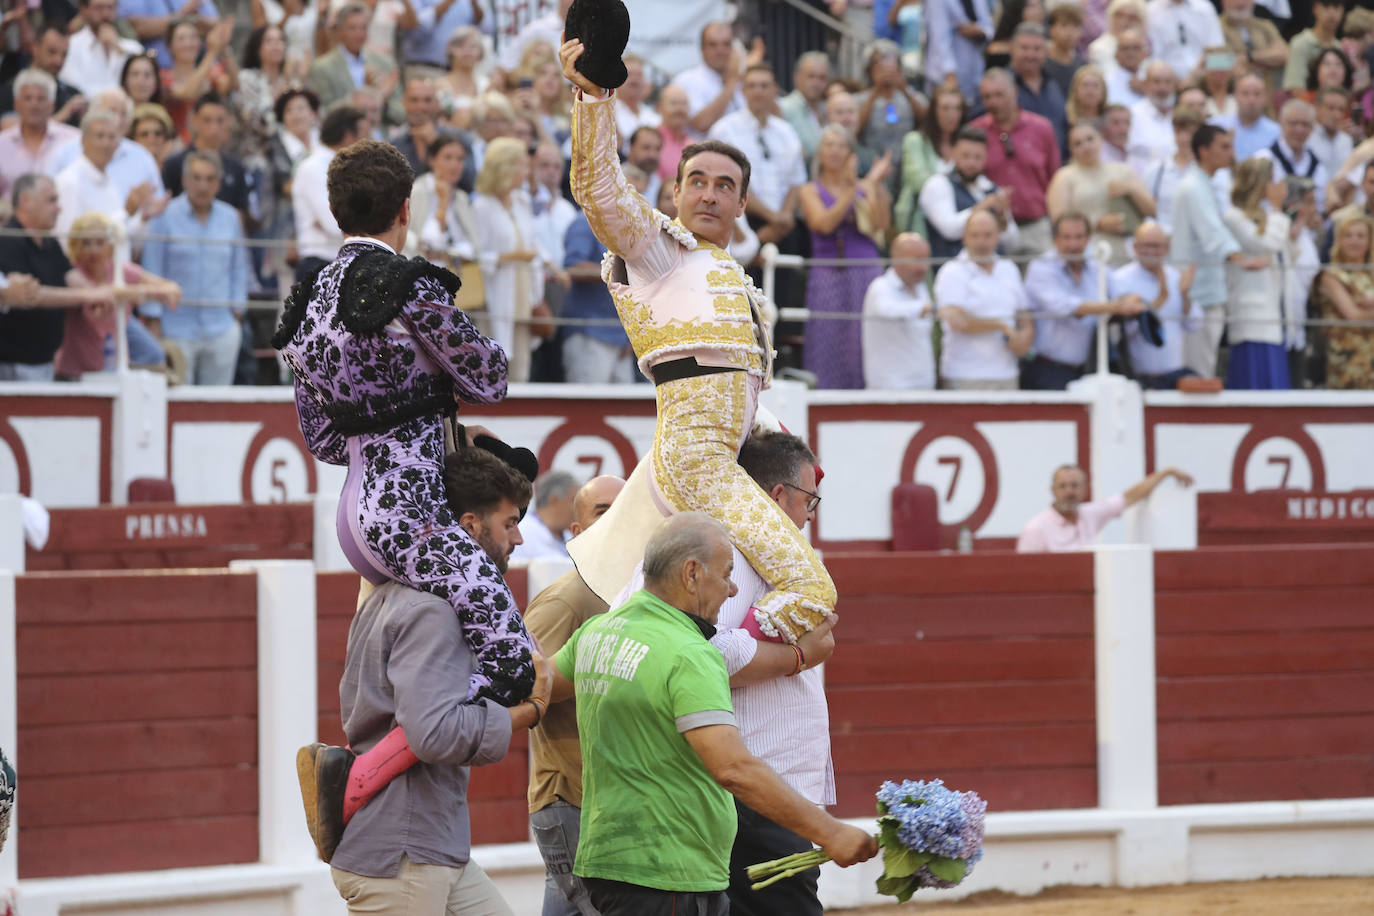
[882,842,923,879]
[877,817,902,851]
[925,856,967,884]
[876,873,919,902]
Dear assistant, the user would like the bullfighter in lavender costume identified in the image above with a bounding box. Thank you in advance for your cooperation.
[273,139,536,859]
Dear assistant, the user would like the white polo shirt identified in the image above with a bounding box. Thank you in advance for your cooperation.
[933,251,1028,383]
[862,268,935,390]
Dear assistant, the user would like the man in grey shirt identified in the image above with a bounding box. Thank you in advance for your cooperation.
[329,446,554,914]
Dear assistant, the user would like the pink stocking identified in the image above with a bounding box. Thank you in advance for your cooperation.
[343,726,418,823]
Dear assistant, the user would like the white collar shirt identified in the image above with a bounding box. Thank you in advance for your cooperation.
[1145,0,1225,80]
[54,155,141,263]
[710,544,834,805]
[1109,261,1201,375]
[1023,251,1101,366]
[1127,99,1176,180]
[1104,62,1144,107]
[1309,126,1352,182]
[933,251,1028,382]
[670,63,744,128]
[862,268,935,389]
[613,99,662,153]
[293,146,342,261]
[708,110,806,213]
[58,27,144,96]
[51,136,164,197]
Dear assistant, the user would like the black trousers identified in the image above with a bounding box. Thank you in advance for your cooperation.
[727,800,823,916]
[1020,354,1084,391]
[582,877,728,916]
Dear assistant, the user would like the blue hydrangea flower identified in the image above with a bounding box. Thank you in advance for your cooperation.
[875,778,987,886]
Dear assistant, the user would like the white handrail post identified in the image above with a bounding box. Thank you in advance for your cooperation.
[760,242,779,305]
[1095,239,1112,376]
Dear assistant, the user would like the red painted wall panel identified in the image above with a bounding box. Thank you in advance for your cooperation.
[15,571,260,878]
[26,503,314,571]
[825,552,1098,817]
[1155,545,1374,805]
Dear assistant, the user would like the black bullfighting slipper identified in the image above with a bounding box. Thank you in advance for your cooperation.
[314,744,355,863]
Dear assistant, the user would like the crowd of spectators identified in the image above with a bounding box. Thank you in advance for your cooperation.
[0,0,1371,390]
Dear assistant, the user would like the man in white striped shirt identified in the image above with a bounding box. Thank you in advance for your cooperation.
[716,431,836,916]
[612,429,836,915]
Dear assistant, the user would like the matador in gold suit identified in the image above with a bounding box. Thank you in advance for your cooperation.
[564,88,835,642]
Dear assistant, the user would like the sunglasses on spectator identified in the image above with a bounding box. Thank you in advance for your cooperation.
[999,132,1015,158]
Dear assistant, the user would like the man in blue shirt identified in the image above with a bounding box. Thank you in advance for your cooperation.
[119,0,220,68]
[1022,211,1146,389]
[560,203,635,384]
[1210,72,1279,161]
[140,150,248,385]
[401,0,492,71]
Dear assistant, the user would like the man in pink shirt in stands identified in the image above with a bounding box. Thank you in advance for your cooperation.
[1017,464,1194,552]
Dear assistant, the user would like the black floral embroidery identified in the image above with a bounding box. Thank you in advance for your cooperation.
[278,242,531,705]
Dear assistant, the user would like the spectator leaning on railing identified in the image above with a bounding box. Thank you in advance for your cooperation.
[0,173,117,381]
[1022,210,1146,390]
[1109,221,1199,391]
[862,231,935,390]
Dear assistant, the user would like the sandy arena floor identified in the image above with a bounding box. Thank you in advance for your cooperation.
[838,876,1374,914]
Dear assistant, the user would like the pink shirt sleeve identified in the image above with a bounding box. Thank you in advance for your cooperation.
[1077,494,1127,541]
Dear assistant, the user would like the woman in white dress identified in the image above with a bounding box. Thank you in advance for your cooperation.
[471,137,544,382]
[1220,156,1293,390]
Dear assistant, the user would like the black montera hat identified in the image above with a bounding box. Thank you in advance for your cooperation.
[564,0,631,90]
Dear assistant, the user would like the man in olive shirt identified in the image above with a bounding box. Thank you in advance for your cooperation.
[526,474,625,916]
[549,513,877,916]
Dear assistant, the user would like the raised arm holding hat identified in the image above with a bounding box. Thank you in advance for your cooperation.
[559,31,838,645]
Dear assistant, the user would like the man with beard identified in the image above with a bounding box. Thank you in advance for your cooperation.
[917,126,1017,263]
[325,445,551,914]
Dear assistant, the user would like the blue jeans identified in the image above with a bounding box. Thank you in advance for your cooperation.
[530,800,599,916]
[126,315,166,366]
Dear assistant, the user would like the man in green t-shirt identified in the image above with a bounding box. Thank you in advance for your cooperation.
[552,512,877,916]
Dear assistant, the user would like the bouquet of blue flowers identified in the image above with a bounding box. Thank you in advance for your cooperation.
[746,779,986,902]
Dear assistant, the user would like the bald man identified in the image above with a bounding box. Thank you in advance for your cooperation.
[1017,463,1193,552]
[548,512,877,915]
[862,232,936,389]
[525,475,625,916]
[1109,221,1201,389]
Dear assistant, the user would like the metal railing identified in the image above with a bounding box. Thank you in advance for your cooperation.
[6,225,1373,386]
